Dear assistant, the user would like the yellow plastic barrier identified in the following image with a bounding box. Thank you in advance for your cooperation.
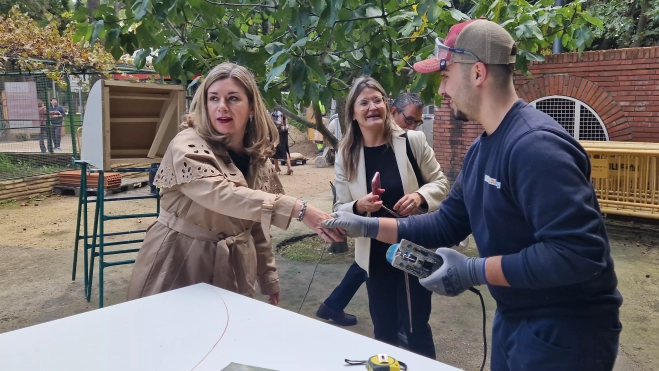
[581,140,659,219]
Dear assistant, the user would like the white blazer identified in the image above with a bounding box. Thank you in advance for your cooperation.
[333,130,450,275]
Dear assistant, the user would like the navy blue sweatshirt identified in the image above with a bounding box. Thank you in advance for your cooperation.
[399,100,622,318]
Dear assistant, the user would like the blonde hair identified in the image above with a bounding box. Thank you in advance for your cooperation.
[183,62,279,160]
[340,76,402,181]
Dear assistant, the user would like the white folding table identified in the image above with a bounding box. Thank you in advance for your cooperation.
[0,283,461,370]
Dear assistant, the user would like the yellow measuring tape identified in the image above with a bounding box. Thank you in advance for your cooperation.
[345,354,407,370]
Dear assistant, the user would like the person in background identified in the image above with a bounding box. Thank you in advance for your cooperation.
[322,19,622,371]
[271,109,294,175]
[36,100,51,153]
[390,93,425,131]
[320,77,449,359]
[49,98,66,151]
[127,62,343,304]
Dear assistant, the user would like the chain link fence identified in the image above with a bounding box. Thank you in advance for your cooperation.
[0,68,175,182]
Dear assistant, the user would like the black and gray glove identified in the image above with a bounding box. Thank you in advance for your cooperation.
[321,211,379,239]
[418,248,487,296]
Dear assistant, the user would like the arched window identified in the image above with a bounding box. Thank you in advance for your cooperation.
[530,96,609,141]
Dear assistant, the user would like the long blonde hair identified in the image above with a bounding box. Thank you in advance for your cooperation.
[184,62,279,160]
[340,76,401,181]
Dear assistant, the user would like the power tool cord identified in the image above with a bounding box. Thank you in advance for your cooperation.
[469,287,487,371]
[297,240,328,314]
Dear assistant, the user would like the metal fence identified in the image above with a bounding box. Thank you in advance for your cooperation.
[0,68,175,182]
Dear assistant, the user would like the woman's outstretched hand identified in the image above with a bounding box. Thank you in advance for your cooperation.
[301,203,346,243]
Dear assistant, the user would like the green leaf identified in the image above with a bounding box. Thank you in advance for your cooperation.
[400,22,414,37]
[365,6,381,18]
[90,20,105,49]
[291,37,309,48]
[448,8,469,21]
[291,59,307,98]
[105,28,121,47]
[427,4,442,23]
[188,0,202,9]
[581,13,604,29]
[328,0,344,25]
[169,60,183,81]
[305,81,320,103]
[265,59,290,89]
[313,0,327,16]
[73,24,89,43]
[352,49,364,60]
[111,45,123,61]
[155,46,170,65]
[265,42,285,55]
[134,48,151,70]
[519,50,545,62]
[305,57,327,85]
[133,0,151,21]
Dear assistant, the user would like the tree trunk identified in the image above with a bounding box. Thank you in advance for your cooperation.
[87,0,100,15]
[275,104,339,149]
[621,0,638,47]
[632,0,649,47]
[335,97,347,135]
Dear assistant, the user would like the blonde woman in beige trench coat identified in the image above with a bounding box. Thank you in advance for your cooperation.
[127,63,344,305]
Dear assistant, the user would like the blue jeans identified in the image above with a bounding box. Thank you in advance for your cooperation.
[491,311,621,371]
[324,261,365,311]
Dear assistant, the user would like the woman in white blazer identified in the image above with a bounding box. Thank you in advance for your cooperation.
[332,77,449,359]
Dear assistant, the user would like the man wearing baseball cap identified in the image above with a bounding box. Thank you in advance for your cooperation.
[323,19,622,370]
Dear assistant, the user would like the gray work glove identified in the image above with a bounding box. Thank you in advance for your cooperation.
[321,211,379,239]
[418,248,487,297]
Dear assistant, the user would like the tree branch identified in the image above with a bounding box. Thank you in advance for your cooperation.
[203,0,278,8]
[335,15,382,23]
[275,103,339,147]
[381,0,395,72]
[388,2,418,16]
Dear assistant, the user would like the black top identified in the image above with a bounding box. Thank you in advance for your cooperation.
[363,144,405,276]
[228,149,250,178]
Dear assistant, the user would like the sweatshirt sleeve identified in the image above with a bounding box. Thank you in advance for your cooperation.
[501,130,609,289]
[398,170,472,248]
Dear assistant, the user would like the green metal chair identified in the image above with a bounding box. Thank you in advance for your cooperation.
[71,161,160,307]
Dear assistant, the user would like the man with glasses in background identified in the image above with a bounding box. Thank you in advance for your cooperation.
[391,93,425,131]
[322,19,622,370]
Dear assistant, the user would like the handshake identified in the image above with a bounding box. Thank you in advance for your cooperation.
[320,212,487,297]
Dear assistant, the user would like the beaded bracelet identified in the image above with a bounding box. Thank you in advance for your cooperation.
[297,199,307,221]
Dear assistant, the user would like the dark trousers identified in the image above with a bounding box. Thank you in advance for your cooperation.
[366,269,436,359]
[148,163,160,195]
[53,124,62,148]
[39,126,53,153]
[491,311,621,371]
[323,261,365,311]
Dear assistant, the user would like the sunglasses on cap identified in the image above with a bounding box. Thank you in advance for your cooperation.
[435,37,481,71]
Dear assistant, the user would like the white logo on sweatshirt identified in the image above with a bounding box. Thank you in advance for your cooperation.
[484,175,501,189]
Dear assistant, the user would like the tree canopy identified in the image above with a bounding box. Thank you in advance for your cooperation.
[0,6,117,86]
[586,0,659,49]
[72,0,602,145]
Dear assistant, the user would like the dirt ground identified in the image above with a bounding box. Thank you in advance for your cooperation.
[0,162,657,370]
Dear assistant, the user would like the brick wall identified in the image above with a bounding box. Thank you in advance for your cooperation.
[434,46,659,182]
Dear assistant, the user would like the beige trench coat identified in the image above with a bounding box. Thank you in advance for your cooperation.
[127,128,297,300]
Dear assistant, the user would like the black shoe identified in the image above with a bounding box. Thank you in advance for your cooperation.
[316,303,357,326]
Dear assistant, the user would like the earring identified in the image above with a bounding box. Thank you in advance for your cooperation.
[249,115,253,124]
